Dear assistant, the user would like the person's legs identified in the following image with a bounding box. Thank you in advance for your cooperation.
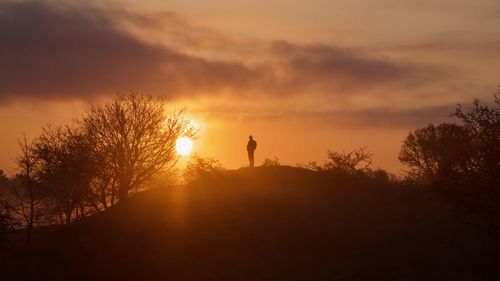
[248,150,254,167]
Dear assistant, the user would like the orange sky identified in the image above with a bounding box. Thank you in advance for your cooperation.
[0,0,499,174]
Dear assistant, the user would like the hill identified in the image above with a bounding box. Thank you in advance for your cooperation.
[1,166,499,280]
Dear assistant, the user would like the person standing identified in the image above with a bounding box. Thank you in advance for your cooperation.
[247,135,257,167]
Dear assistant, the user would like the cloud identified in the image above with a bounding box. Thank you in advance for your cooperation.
[313,105,455,128]
[0,1,263,101]
[0,1,447,105]
[191,99,457,129]
[386,39,500,57]
[258,105,455,128]
[0,1,161,99]
[268,41,442,95]
[111,9,239,52]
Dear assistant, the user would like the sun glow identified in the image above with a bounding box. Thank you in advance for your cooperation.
[176,137,193,156]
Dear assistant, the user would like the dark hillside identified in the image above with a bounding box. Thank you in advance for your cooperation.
[1,166,499,280]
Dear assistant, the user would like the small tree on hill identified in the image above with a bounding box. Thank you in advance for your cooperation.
[325,147,373,174]
[183,154,224,183]
[299,147,373,175]
[262,157,280,167]
[399,123,471,181]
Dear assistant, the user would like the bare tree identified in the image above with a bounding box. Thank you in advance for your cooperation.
[87,158,117,210]
[3,135,43,249]
[83,93,196,202]
[35,125,95,224]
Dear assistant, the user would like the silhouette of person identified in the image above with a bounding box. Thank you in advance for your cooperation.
[247,135,257,167]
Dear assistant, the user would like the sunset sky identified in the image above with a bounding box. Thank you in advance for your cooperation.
[1,0,499,173]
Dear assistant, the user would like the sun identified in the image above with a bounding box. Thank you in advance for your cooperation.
[176,137,193,156]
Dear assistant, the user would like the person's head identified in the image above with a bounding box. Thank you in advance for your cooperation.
[249,135,253,140]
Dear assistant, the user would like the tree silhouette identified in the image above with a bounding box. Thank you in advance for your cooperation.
[0,171,16,234]
[83,93,196,202]
[3,135,44,249]
[262,157,280,167]
[398,123,471,181]
[35,125,94,224]
[183,154,224,183]
[400,96,500,235]
[325,147,373,174]
[300,147,374,176]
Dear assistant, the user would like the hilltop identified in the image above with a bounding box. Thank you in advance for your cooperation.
[1,166,499,280]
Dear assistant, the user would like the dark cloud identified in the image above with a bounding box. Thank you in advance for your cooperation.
[270,41,442,94]
[263,105,455,128]
[0,1,445,103]
[0,1,159,98]
[0,1,262,101]
[198,102,455,129]
[311,99,500,128]
[314,105,455,128]
[387,39,500,56]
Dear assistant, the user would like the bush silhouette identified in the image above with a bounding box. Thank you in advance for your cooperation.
[183,154,224,182]
[262,157,280,167]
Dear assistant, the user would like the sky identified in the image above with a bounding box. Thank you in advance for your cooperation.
[0,0,499,173]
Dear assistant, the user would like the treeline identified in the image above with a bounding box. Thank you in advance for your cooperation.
[0,93,195,247]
